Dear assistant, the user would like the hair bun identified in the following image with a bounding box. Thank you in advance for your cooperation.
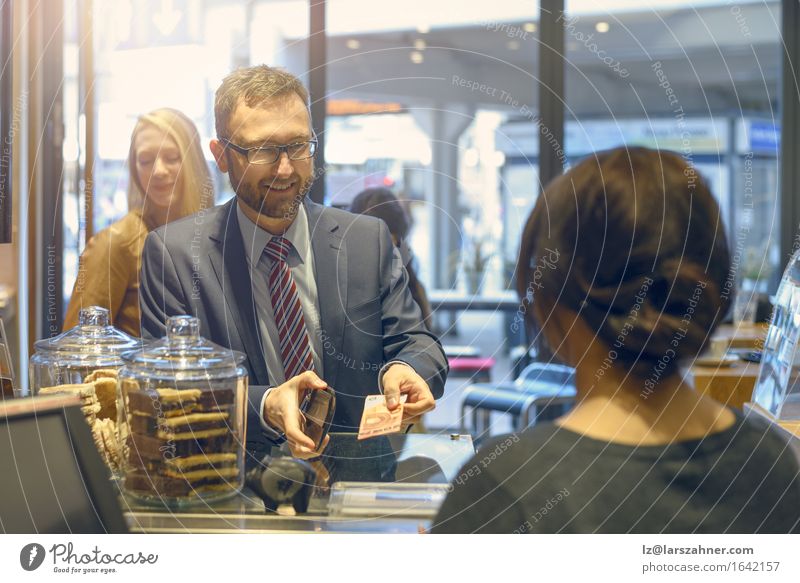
[517,147,731,386]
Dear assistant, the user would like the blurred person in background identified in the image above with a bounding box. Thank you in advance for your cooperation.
[433,146,800,533]
[350,187,433,330]
[64,108,213,336]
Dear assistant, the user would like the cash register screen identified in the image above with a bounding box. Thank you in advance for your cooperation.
[0,410,111,533]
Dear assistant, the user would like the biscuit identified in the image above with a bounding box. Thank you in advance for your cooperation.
[39,383,96,399]
[92,377,118,420]
[84,368,119,383]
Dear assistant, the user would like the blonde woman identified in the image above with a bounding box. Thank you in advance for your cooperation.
[64,108,213,336]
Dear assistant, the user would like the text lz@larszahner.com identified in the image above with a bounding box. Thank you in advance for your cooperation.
[49,543,158,573]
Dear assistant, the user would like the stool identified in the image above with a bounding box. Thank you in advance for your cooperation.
[443,344,482,359]
[509,345,535,378]
[448,356,496,383]
[459,363,576,440]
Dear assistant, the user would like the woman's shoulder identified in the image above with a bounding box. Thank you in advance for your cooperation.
[101,212,149,250]
[465,424,574,479]
[734,411,800,463]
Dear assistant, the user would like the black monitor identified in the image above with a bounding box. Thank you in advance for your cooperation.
[0,395,127,533]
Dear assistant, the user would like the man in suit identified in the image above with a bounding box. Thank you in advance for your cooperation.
[139,65,447,462]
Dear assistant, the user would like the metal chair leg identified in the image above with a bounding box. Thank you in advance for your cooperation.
[480,409,491,438]
[520,403,538,430]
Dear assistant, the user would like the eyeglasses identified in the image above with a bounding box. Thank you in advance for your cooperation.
[219,137,317,165]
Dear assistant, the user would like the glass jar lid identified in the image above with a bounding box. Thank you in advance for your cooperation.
[32,306,142,365]
[121,315,246,376]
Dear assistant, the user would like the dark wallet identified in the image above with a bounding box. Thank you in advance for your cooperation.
[301,386,336,452]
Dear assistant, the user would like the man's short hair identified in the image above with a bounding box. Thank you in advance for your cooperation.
[214,65,310,138]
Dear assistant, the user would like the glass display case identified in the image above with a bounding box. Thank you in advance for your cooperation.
[118,315,248,506]
[750,248,800,434]
[28,306,141,473]
[122,432,476,533]
[0,317,16,398]
[29,306,140,395]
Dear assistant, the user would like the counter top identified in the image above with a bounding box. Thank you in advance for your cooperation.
[122,432,475,533]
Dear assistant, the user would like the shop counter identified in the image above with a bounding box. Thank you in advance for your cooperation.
[123,433,475,533]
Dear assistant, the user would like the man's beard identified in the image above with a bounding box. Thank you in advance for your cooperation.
[229,164,315,221]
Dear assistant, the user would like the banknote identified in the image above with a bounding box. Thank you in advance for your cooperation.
[357,394,407,440]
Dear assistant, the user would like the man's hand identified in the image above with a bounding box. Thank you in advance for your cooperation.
[382,363,435,425]
[263,371,331,459]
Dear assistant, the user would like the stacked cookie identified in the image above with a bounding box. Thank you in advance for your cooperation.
[84,369,119,421]
[39,382,102,423]
[39,368,123,474]
[123,384,240,499]
[91,417,122,472]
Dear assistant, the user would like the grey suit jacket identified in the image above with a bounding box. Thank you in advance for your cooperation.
[139,198,448,458]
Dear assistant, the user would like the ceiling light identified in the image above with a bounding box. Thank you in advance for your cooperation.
[416,23,430,34]
[464,148,479,167]
[414,39,426,50]
[346,39,360,50]
[595,21,610,33]
[410,51,424,64]
[523,22,537,33]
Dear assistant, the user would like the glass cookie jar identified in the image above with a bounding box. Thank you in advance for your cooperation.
[118,315,248,505]
[29,306,141,421]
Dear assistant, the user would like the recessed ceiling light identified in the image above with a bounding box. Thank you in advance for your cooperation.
[414,39,426,50]
[416,23,430,34]
[346,39,360,50]
[523,22,537,33]
[595,21,610,33]
[410,51,424,64]
[507,40,520,50]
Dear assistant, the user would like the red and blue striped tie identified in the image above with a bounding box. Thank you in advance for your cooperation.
[265,236,315,381]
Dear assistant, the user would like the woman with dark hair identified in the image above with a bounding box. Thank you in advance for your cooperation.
[350,187,433,330]
[433,146,800,533]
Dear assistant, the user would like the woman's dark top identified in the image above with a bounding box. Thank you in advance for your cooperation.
[432,410,800,533]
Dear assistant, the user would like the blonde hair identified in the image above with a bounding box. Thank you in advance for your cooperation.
[127,108,213,218]
[214,65,310,138]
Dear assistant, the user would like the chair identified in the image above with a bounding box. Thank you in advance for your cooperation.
[448,356,496,383]
[460,362,576,440]
[443,343,496,383]
[442,344,481,359]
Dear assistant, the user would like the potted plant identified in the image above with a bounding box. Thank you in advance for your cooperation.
[741,245,771,293]
[463,237,494,294]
